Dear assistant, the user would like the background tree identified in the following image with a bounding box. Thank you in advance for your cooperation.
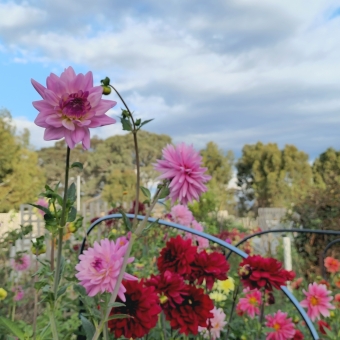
[0,109,45,212]
[312,147,340,189]
[236,142,312,215]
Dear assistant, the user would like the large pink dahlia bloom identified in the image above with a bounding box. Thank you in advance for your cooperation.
[265,310,295,340]
[154,143,211,205]
[75,238,137,299]
[300,282,335,321]
[31,66,116,149]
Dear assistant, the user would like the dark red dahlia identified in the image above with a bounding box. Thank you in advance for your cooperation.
[157,235,197,276]
[292,329,304,340]
[164,285,214,335]
[239,255,295,291]
[105,206,121,227]
[318,320,331,335]
[145,270,188,308]
[108,280,161,339]
[188,250,229,290]
[128,200,146,215]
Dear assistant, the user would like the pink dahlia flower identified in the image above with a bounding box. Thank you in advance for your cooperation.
[31,66,116,149]
[199,307,227,339]
[12,286,24,301]
[154,143,211,205]
[35,198,49,216]
[265,310,296,340]
[300,282,335,321]
[236,288,262,319]
[11,254,30,271]
[75,238,137,299]
[170,204,193,226]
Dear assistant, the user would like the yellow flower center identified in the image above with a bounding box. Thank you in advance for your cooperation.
[248,296,258,306]
[273,323,281,331]
[159,294,168,304]
[310,296,319,306]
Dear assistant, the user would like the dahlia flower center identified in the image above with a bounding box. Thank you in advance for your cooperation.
[310,296,319,306]
[61,91,91,119]
[180,166,192,175]
[273,322,281,331]
[124,294,138,315]
[159,293,168,304]
[248,296,258,306]
[92,257,104,272]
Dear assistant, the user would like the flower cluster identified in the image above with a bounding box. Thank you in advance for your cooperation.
[146,235,229,336]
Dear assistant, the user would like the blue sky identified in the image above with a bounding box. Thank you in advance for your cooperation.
[1,0,340,160]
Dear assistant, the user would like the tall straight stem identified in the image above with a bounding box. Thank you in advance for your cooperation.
[53,147,71,296]
[132,132,140,228]
[225,285,240,340]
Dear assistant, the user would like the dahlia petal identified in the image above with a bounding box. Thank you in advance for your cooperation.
[62,119,75,131]
[87,115,116,128]
[64,129,76,149]
[45,115,63,127]
[34,112,51,128]
[94,99,117,116]
[83,71,93,90]
[88,86,103,107]
[44,89,59,106]
[71,73,85,93]
[47,73,68,96]
[72,126,86,143]
[44,127,65,141]
[60,66,76,83]
[31,79,46,98]
[32,100,55,114]
[82,128,91,150]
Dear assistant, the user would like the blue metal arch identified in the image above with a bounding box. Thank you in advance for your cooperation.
[80,213,319,339]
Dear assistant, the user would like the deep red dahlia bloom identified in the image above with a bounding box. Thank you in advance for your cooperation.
[157,236,197,276]
[292,329,304,340]
[145,270,188,307]
[239,255,295,291]
[318,320,331,335]
[108,280,161,339]
[164,285,214,335]
[189,250,230,290]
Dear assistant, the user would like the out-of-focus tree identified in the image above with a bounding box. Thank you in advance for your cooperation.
[312,147,340,189]
[236,142,312,215]
[0,110,45,212]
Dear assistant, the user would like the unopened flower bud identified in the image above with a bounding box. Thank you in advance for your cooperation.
[0,288,7,301]
[292,316,300,324]
[102,85,111,95]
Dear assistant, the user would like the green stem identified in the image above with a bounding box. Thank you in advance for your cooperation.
[53,147,71,296]
[11,302,15,321]
[49,308,59,340]
[161,312,168,340]
[225,284,240,340]
[256,289,266,340]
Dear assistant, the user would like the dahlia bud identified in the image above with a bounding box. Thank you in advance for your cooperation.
[266,291,275,305]
[292,315,300,324]
[102,86,111,95]
[239,264,251,279]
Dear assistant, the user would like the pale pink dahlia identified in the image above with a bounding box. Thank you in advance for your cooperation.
[265,310,295,340]
[11,254,30,271]
[170,204,193,226]
[184,220,209,250]
[236,288,262,319]
[32,66,116,149]
[300,282,335,321]
[199,307,227,339]
[12,286,24,301]
[154,143,211,205]
[35,198,49,216]
[75,238,137,299]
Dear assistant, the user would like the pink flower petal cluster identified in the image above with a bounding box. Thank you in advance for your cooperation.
[35,198,49,216]
[32,66,116,149]
[265,310,296,340]
[12,286,24,301]
[236,288,262,319]
[170,204,193,226]
[184,220,209,250]
[154,143,211,205]
[300,282,335,321]
[75,238,137,299]
[11,254,30,271]
[199,307,227,340]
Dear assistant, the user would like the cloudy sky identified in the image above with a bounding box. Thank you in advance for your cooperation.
[1,0,340,160]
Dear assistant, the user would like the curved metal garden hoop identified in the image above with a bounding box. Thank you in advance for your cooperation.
[80,214,320,340]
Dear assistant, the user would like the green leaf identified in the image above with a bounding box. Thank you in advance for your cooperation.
[67,206,77,222]
[34,281,49,291]
[143,219,159,233]
[140,186,151,199]
[107,302,126,309]
[57,285,67,299]
[106,314,130,322]
[120,210,132,231]
[29,203,50,215]
[71,162,83,170]
[57,256,65,287]
[158,186,170,199]
[73,284,87,297]
[67,183,76,204]
[80,314,95,340]
[0,317,25,339]
[120,117,132,131]
[139,118,154,128]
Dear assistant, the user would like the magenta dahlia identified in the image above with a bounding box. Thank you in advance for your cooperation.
[75,238,137,299]
[154,143,211,205]
[31,66,116,149]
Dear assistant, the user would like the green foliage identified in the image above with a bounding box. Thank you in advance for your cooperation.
[312,147,340,189]
[0,109,46,212]
[236,142,312,214]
